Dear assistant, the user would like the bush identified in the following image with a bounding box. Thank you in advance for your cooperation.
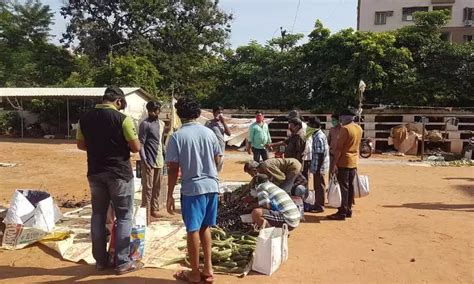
[0,111,21,135]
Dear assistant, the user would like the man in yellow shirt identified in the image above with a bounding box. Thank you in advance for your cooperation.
[328,109,363,221]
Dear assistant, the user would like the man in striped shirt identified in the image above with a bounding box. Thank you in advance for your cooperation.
[250,174,300,230]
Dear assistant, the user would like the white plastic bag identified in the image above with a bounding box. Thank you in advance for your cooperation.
[252,224,289,275]
[327,176,342,208]
[353,174,370,198]
[304,190,315,205]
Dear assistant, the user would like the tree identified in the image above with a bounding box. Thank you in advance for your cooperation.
[94,55,162,97]
[0,0,74,87]
[61,0,232,95]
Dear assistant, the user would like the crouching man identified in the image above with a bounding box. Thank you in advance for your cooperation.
[250,174,300,231]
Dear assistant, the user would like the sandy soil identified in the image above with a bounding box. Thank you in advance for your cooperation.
[0,139,473,283]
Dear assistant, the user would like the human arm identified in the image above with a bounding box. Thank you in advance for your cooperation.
[331,128,348,174]
[165,136,180,214]
[123,117,140,153]
[219,115,231,136]
[247,124,254,154]
[138,121,149,165]
[76,123,87,151]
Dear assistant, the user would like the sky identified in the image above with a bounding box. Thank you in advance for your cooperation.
[43,0,357,47]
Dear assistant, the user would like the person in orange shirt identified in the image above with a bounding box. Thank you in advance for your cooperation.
[328,109,363,221]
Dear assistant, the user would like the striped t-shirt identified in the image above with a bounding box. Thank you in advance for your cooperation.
[257,181,301,227]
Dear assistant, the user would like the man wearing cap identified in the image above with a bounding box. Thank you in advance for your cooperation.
[139,101,165,218]
[77,86,143,274]
[328,109,363,221]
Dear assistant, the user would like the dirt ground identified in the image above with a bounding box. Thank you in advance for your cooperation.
[0,138,473,283]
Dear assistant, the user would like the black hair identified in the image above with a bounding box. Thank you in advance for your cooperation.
[146,101,161,112]
[288,117,303,129]
[340,109,356,116]
[213,106,224,113]
[309,117,321,128]
[102,86,125,102]
[175,98,201,120]
[331,113,339,120]
[255,110,262,115]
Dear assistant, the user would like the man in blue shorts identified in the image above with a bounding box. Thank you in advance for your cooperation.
[166,98,222,283]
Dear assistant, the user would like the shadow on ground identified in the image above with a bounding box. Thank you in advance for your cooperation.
[383,202,474,213]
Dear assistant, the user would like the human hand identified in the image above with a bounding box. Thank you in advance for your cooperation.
[331,165,338,175]
[247,148,252,155]
[166,196,175,214]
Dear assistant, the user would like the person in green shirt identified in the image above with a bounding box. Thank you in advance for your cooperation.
[76,86,143,275]
[247,111,272,162]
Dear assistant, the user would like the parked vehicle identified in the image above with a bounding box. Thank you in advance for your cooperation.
[360,138,374,158]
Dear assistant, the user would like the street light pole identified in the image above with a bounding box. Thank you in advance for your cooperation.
[109,42,125,68]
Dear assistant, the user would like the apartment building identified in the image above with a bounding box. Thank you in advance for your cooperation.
[358,0,474,43]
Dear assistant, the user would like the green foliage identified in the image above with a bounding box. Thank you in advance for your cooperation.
[61,0,232,95]
[0,111,21,135]
[94,55,162,97]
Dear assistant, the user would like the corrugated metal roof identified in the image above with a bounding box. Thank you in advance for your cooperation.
[0,87,142,97]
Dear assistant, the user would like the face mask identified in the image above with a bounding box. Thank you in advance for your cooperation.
[256,114,264,123]
[331,119,338,127]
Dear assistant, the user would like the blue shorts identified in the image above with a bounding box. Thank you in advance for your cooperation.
[181,193,218,233]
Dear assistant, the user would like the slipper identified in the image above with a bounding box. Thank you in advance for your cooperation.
[173,270,201,283]
[115,261,144,275]
[201,272,215,284]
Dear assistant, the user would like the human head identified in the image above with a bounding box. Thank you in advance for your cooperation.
[331,113,340,127]
[102,86,126,110]
[287,110,300,119]
[339,109,356,125]
[308,117,321,129]
[175,98,201,120]
[244,160,260,177]
[146,101,161,119]
[212,106,224,119]
[255,111,264,123]
[249,174,269,197]
[288,118,302,134]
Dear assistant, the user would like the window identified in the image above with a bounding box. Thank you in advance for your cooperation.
[440,32,451,41]
[464,35,473,42]
[402,7,429,21]
[433,6,452,18]
[375,11,393,25]
[464,7,474,21]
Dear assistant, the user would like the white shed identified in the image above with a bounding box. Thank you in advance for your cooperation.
[0,87,155,137]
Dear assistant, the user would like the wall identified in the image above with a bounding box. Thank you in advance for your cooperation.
[359,0,474,36]
[124,91,149,127]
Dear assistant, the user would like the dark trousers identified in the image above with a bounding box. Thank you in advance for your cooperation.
[336,167,357,216]
[313,171,326,209]
[302,160,311,180]
[252,147,268,162]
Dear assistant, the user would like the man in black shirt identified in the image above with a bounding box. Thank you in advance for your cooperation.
[77,86,142,275]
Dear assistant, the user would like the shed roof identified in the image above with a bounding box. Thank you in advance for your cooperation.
[0,87,151,99]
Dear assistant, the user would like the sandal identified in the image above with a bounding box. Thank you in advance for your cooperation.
[201,272,215,284]
[173,270,201,283]
[115,260,144,275]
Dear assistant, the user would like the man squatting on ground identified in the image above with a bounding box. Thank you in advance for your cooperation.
[139,101,165,218]
[77,86,143,274]
[166,98,222,283]
[328,109,363,221]
[205,106,231,173]
[249,174,301,231]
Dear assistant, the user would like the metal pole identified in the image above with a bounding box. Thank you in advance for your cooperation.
[67,97,70,138]
[421,117,425,161]
[20,98,24,138]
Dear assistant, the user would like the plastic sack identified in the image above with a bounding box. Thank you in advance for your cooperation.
[2,190,62,250]
[353,174,370,198]
[252,224,289,275]
[327,176,341,208]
